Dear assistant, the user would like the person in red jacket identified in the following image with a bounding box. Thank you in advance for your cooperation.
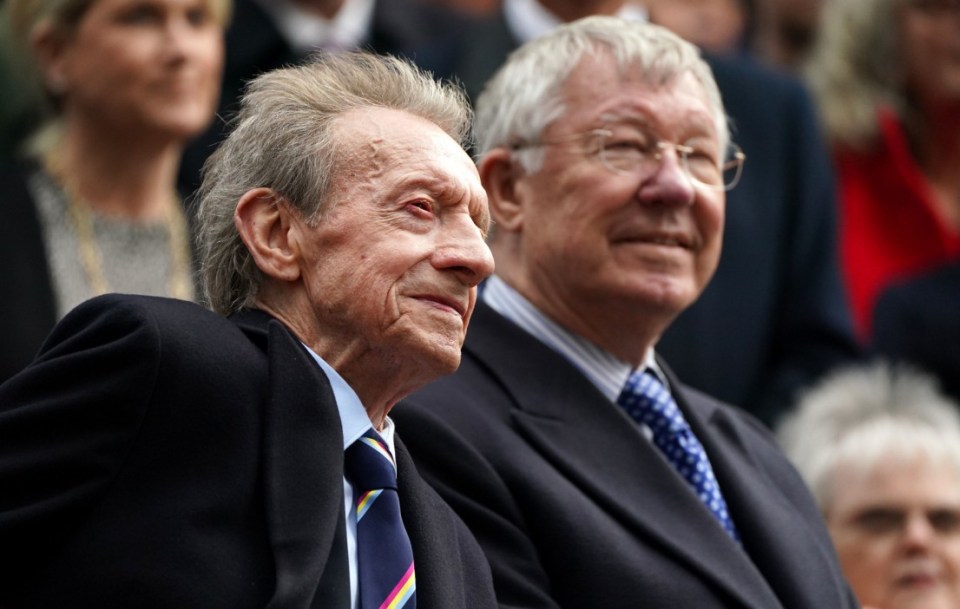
[806,0,960,340]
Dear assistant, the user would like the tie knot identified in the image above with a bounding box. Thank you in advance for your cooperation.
[345,429,398,493]
[617,369,688,435]
[616,369,742,543]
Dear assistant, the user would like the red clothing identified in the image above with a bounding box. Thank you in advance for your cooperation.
[836,108,960,340]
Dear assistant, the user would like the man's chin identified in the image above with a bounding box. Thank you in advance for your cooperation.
[424,345,463,378]
[400,335,464,381]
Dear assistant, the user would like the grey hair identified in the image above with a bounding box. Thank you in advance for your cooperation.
[474,15,729,173]
[803,0,902,148]
[777,361,960,515]
[195,51,472,315]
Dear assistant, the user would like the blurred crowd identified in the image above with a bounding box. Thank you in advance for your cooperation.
[0,1,958,605]
[3,0,957,419]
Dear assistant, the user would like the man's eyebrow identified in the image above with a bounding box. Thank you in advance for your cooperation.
[395,174,448,192]
[473,204,492,236]
[599,111,716,138]
[598,111,652,126]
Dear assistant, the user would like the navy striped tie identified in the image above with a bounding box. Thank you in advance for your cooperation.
[344,429,417,609]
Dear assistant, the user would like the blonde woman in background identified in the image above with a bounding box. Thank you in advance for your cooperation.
[805,0,960,341]
[779,362,960,609]
[0,0,229,383]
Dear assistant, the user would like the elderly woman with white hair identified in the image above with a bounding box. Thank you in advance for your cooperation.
[778,362,960,609]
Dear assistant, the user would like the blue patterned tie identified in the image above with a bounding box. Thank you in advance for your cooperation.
[344,429,417,609]
[617,369,740,543]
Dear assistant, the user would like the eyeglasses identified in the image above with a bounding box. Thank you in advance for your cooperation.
[513,124,746,191]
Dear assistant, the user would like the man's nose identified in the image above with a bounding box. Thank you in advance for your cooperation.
[433,218,495,287]
[637,148,697,207]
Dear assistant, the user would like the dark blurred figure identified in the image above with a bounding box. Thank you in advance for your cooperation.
[646,0,754,55]
[779,362,960,609]
[0,11,43,155]
[0,0,229,384]
[177,0,469,195]
[752,0,825,70]
[806,0,960,341]
[430,0,858,426]
[425,0,497,15]
[872,261,960,404]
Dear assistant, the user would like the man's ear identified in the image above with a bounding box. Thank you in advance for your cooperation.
[478,148,525,233]
[30,21,69,96]
[234,187,301,282]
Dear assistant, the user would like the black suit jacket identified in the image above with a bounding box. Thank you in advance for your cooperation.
[0,158,58,384]
[0,158,207,385]
[0,295,496,609]
[394,302,857,609]
[422,12,859,426]
[178,0,469,196]
[872,261,960,403]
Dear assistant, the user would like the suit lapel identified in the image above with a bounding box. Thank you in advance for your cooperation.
[679,374,848,608]
[396,439,457,609]
[467,303,783,608]
[232,311,349,609]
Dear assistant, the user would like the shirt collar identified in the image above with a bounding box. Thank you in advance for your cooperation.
[503,0,649,44]
[483,275,668,401]
[251,0,376,55]
[301,343,397,454]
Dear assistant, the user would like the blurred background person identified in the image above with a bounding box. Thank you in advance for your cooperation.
[805,0,960,342]
[424,0,858,427]
[176,0,470,194]
[646,0,753,56]
[424,0,497,16]
[872,260,960,405]
[0,0,229,383]
[751,0,825,71]
[0,10,45,154]
[779,362,960,609]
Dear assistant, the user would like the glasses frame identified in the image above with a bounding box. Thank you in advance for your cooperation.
[513,126,747,192]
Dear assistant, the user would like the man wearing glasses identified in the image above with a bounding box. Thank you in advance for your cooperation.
[394,17,856,609]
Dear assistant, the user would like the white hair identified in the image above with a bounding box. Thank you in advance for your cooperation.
[474,16,729,173]
[778,361,960,514]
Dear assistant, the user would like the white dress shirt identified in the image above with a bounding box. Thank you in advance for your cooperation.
[483,275,667,397]
[303,344,397,609]
[251,0,376,54]
[503,0,648,44]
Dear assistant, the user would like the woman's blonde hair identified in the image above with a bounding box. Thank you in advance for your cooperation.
[0,0,231,150]
[804,0,903,148]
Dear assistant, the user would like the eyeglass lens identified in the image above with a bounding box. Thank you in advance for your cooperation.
[593,125,743,190]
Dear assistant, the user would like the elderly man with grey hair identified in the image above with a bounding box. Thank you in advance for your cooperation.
[779,362,960,609]
[394,16,856,609]
[0,52,496,609]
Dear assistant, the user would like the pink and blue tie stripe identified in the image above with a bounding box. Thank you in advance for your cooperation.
[345,429,417,609]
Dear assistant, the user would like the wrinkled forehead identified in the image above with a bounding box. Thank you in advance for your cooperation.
[330,107,486,214]
[559,61,721,136]
[555,54,727,145]
[333,107,474,173]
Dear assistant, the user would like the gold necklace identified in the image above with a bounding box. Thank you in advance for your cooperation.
[43,154,194,301]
